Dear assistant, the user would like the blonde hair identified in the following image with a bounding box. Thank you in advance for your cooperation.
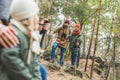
[20,16,36,64]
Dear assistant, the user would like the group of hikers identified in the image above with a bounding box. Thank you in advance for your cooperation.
[0,0,82,80]
[49,20,82,68]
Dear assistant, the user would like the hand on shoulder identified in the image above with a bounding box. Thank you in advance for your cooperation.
[0,25,19,48]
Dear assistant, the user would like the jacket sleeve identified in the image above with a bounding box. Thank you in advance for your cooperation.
[1,45,40,80]
[76,36,82,46]
[53,27,61,33]
[33,60,42,80]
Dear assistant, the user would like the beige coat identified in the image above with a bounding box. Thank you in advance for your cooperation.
[53,27,70,48]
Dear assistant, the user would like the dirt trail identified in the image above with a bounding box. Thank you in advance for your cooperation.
[40,59,101,80]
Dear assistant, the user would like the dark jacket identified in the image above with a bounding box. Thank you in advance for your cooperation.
[69,34,82,51]
[0,22,41,80]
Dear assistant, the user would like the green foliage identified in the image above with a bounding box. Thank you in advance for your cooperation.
[62,1,95,25]
[39,0,120,63]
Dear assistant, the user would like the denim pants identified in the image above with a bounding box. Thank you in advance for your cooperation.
[71,49,78,65]
[50,42,66,66]
[39,63,47,80]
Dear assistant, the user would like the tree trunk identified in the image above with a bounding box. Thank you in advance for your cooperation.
[82,25,86,55]
[90,0,102,79]
[84,16,96,72]
[106,37,116,80]
[106,6,118,80]
[104,21,113,62]
[102,20,114,80]
[112,37,116,80]
[77,24,85,67]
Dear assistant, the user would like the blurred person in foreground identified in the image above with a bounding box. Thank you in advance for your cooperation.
[0,0,42,80]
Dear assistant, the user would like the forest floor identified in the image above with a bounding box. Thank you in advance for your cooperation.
[40,58,101,80]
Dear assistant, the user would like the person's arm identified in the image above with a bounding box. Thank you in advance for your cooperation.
[39,18,48,25]
[0,45,40,80]
[0,24,19,48]
[76,36,82,46]
[49,27,61,38]
[49,31,53,39]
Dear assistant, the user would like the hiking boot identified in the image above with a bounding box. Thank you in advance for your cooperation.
[70,65,76,69]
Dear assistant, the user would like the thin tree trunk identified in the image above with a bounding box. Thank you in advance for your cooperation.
[83,37,86,54]
[107,8,118,80]
[103,21,113,80]
[90,0,102,79]
[106,66,110,80]
[104,19,113,62]
[84,5,100,73]
[82,26,86,55]
[106,38,116,80]
[102,37,111,80]
[106,6,118,80]
[112,36,116,80]
[84,7,99,73]
[106,34,116,80]
[77,26,86,67]
[84,16,96,72]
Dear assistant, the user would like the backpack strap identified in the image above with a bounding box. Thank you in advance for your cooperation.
[58,27,62,34]
[69,35,81,49]
[58,27,71,35]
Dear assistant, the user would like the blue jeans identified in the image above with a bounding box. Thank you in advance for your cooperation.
[71,49,78,65]
[50,42,66,66]
[39,63,47,80]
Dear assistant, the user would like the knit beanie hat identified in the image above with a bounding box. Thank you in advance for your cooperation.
[64,19,70,24]
[72,24,81,35]
[10,0,39,21]
[75,24,80,29]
